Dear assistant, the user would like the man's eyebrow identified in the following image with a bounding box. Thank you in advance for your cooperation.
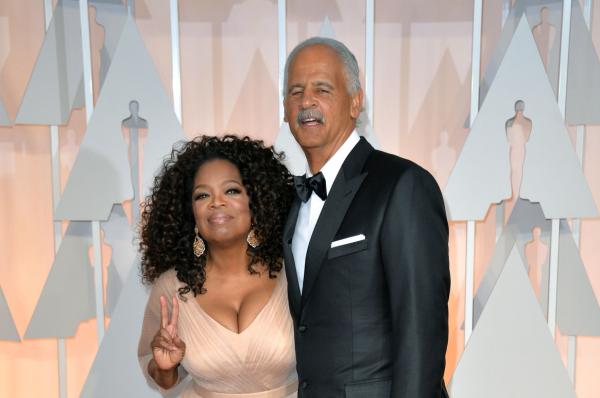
[287,84,304,93]
[313,81,334,89]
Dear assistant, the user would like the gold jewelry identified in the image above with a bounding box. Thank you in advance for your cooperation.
[246,229,260,249]
[193,226,205,257]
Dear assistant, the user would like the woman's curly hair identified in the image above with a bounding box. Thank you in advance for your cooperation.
[140,135,294,297]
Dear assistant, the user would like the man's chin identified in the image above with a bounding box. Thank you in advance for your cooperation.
[293,136,324,150]
[291,126,324,144]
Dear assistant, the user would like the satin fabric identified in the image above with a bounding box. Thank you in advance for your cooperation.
[138,269,298,398]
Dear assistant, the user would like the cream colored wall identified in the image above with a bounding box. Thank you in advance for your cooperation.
[0,0,598,397]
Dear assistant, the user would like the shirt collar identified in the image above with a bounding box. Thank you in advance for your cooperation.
[306,130,360,194]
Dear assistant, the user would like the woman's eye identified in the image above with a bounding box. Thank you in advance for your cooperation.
[226,188,241,195]
[194,193,208,200]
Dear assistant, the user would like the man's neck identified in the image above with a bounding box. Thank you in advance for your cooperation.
[306,130,354,173]
[307,155,329,175]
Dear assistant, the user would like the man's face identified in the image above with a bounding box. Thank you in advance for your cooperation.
[283,44,363,158]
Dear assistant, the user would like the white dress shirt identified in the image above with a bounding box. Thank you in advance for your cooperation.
[292,131,360,292]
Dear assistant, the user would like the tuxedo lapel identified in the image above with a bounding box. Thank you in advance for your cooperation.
[283,198,302,315]
[301,138,373,307]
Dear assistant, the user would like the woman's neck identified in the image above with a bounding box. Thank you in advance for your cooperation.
[206,241,252,276]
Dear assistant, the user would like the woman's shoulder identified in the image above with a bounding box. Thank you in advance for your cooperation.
[152,268,182,295]
[279,268,290,289]
[275,268,287,283]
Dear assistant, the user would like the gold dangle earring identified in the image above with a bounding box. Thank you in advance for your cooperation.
[193,226,206,257]
[246,229,260,249]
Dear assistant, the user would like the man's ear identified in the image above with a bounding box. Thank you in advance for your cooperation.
[350,88,364,119]
[283,98,289,123]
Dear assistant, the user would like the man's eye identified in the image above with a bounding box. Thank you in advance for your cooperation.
[290,90,303,96]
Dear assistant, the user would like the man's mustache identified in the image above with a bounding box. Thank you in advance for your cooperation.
[296,108,325,125]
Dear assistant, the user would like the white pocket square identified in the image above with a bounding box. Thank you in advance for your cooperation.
[330,234,366,248]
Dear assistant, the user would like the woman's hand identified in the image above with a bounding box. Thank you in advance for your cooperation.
[151,295,186,371]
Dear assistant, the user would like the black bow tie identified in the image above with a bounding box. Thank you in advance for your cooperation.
[294,172,327,202]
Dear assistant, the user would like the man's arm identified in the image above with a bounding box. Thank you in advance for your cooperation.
[380,165,450,397]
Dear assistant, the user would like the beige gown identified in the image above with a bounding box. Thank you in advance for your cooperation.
[138,269,298,398]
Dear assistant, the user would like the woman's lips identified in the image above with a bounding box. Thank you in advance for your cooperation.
[208,213,233,224]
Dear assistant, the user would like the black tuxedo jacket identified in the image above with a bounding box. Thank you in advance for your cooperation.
[283,138,450,398]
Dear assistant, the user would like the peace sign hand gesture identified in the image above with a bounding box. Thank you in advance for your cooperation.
[150,295,186,371]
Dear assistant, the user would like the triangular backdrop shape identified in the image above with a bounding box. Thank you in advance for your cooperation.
[0,97,11,126]
[565,0,600,124]
[15,0,84,125]
[102,204,136,316]
[177,1,244,23]
[473,199,550,325]
[407,50,465,170]
[472,199,600,336]
[445,17,597,220]
[450,245,577,398]
[540,221,600,336]
[55,16,185,221]
[90,0,128,89]
[224,50,278,136]
[287,1,341,23]
[479,2,562,107]
[318,16,336,38]
[519,15,597,221]
[24,221,96,339]
[79,265,165,398]
[105,257,123,318]
[0,287,20,341]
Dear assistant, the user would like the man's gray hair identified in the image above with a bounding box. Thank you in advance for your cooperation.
[283,37,362,97]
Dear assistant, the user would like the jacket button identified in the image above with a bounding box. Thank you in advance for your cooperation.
[298,325,307,333]
[300,380,309,389]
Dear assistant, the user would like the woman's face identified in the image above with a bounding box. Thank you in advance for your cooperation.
[191,159,252,248]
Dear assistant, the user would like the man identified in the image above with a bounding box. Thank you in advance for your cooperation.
[282,37,450,398]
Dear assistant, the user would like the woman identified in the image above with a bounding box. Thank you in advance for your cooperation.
[138,135,297,397]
